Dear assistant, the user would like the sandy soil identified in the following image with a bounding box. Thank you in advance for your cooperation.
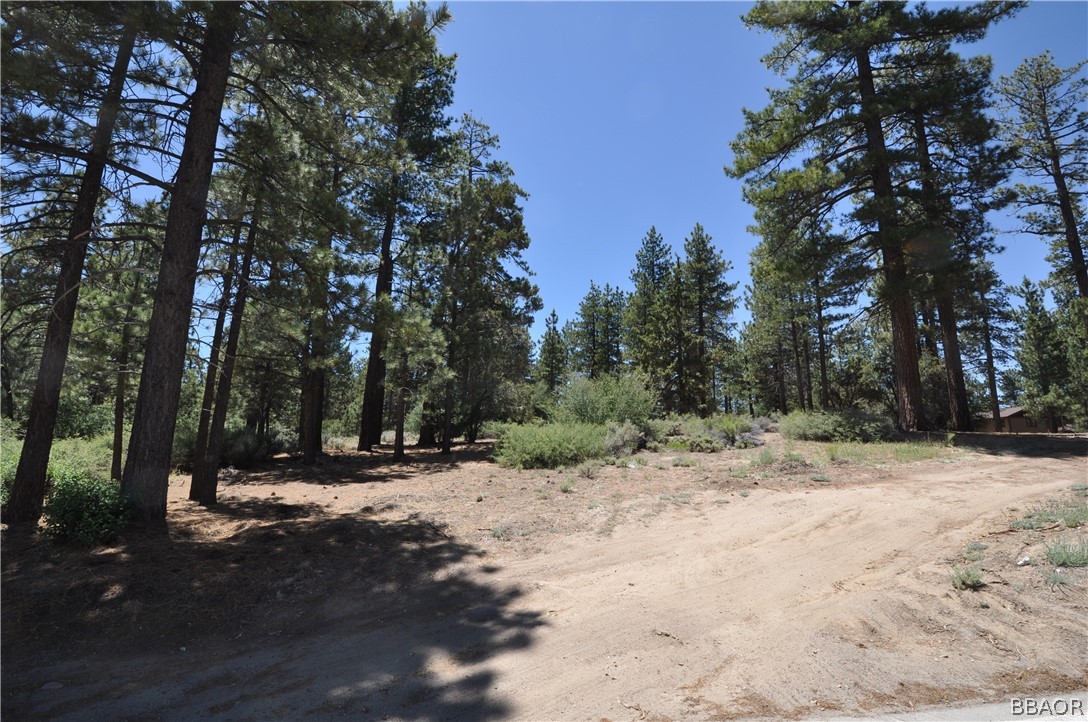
[3,433,1086,721]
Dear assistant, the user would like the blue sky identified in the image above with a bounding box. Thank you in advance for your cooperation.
[433,1,1088,341]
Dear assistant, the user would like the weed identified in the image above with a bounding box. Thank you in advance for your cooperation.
[826,444,840,462]
[673,455,696,468]
[782,445,806,464]
[1011,498,1088,530]
[891,442,944,463]
[489,525,510,541]
[951,565,984,590]
[1047,569,1070,587]
[810,474,830,482]
[1045,539,1088,567]
[739,490,750,498]
[1071,483,1088,497]
[752,448,776,466]
[559,480,575,494]
[577,461,600,479]
[964,541,988,562]
[729,468,749,479]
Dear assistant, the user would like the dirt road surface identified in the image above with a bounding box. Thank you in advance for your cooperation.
[3,435,1086,720]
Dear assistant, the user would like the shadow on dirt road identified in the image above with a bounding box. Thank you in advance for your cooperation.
[2,496,545,720]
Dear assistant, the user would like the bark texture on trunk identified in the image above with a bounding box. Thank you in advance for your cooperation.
[10,22,138,523]
[122,4,240,523]
[358,188,398,451]
[855,44,924,431]
[981,307,1003,432]
[912,112,972,431]
[189,217,242,500]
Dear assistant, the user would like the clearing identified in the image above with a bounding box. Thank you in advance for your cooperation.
[3,433,1086,721]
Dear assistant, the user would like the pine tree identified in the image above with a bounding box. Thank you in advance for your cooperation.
[1015,280,1070,432]
[729,0,1019,431]
[678,224,737,415]
[997,53,1088,318]
[7,6,141,524]
[537,309,568,394]
[624,227,672,390]
[567,282,625,379]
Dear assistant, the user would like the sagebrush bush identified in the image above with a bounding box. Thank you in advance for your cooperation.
[779,409,895,442]
[558,374,654,427]
[493,422,606,469]
[43,468,130,545]
[603,420,641,457]
[221,426,288,468]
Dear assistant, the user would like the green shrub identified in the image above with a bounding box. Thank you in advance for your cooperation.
[1,433,20,506]
[558,374,654,427]
[493,422,606,469]
[54,397,113,439]
[603,420,641,457]
[1045,539,1088,567]
[951,565,984,590]
[42,469,130,545]
[780,409,895,442]
[688,435,724,453]
[221,426,288,468]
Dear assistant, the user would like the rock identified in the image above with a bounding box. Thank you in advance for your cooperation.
[1016,556,1032,566]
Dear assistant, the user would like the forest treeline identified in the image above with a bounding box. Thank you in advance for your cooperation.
[1,2,1086,529]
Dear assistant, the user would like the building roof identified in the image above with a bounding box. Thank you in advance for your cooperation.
[999,406,1025,418]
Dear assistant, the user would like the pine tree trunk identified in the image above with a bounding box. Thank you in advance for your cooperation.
[814,283,831,409]
[359,186,398,451]
[855,43,924,431]
[111,329,130,482]
[393,360,408,460]
[802,329,815,412]
[912,111,972,431]
[775,339,788,415]
[122,4,240,524]
[936,295,973,431]
[981,305,1003,432]
[189,219,242,500]
[789,318,805,411]
[111,257,145,481]
[195,215,257,506]
[301,165,339,465]
[1044,129,1088,309]
[10,22,138,524]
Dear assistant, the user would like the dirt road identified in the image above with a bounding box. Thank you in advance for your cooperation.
[3,438,1086,720]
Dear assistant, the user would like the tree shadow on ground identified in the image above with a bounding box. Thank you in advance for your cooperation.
[903,431,1088,459]
[2,496,545,721]
[239,442,497,487]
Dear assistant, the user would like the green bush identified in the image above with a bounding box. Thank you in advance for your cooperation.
[493,422,606,469]
[603,420,641,457]
[42,469,130,545]
[673,414,752,451]
[54,397,113,439]
[1,430,20,506]
[221,426,288,468]
[779,409,895,442]
[558,374,654,427]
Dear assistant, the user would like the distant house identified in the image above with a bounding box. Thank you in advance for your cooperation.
[977,407,1046,433]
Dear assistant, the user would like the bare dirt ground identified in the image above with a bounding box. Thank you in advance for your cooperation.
[3,433,1086,721]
